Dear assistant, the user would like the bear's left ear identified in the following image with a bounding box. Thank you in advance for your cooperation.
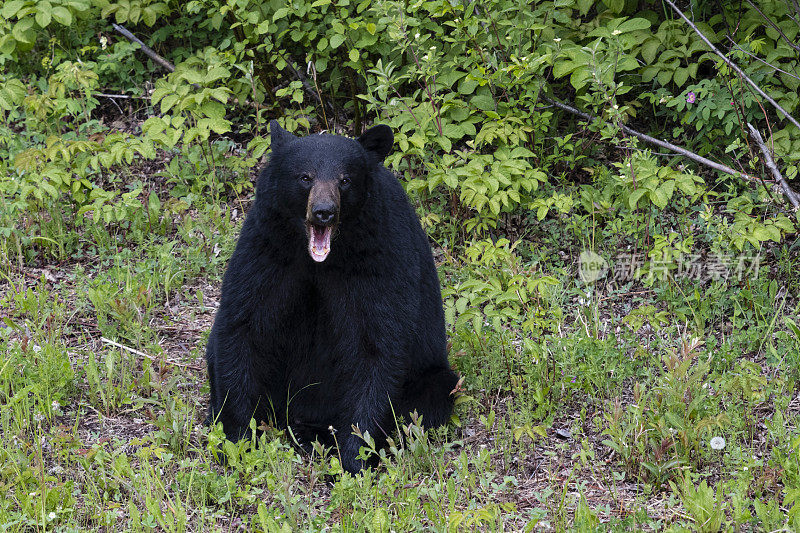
[358,124,394,161]
[270,120,296,151]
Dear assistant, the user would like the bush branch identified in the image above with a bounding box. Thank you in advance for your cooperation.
[746,123,800,210]
[543,96,756,180]
[744,0,800,54]
[112,23,175,73]
[664,0,800,131]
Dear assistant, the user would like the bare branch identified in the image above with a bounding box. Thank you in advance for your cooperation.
[112,23,175,73]
[111,25,264,110]
[786,0,800,26]
[746,123,800,210]
[664,0,800,131]
[745,0,800,54]
[277,53,338,122]
[725,37,800,81]
[95,93,151,99]
[542,96,758,181]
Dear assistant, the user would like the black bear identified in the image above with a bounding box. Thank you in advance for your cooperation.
[206,121,459,473]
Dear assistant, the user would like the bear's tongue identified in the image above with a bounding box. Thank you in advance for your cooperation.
[308,225,332,262]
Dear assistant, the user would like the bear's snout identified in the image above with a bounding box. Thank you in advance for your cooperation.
[310,204,336,226]
[305,181,341,225]
[305,181,340,262]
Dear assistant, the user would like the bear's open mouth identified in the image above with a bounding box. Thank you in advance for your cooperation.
[307,224,333,262]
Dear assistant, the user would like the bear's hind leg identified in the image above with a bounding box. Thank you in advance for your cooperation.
[396,366,459,429]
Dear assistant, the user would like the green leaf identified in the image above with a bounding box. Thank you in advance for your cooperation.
[160,94,179,113]
[273,7,289,20]
[673,67,688,87]
[329,34,345,48]
[616,18,651,33]
[471,94,495,112]
[640,38,661,64]
[442,123,463,139]
[370,508,389,533]
[458,77,479,95]
[751,225,771,242]
[577,0,593,15]
[569,69,590,90]
[537,205,548,220]
[785,317,800,340]
[256,20,270,34]
[52,6,73,25]
[552,60,577,79]
[0,34,16,55]
[2,0,25,19]
[35,4,52,27]
[641,65,659,82]
[12,18,35,44]
[628,188,647,209]
[650,180,675,209]
[148,191,161,213]
[142,6,156,26]
[348,49,360,62]
[603,0,624,14]
[209,116,231,134]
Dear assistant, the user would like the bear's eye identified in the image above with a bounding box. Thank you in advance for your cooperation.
[339,176,351,187]
[299,173,313,184]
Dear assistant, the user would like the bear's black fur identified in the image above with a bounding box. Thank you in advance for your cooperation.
[206,121,459,473]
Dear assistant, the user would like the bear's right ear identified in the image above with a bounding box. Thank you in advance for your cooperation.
[358,124,394,161]
[270,120,296,150]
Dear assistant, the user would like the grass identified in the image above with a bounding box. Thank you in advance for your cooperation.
[0,172,800,531]
[1,151,800,532]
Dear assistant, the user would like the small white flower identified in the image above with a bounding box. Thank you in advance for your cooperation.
[612,29,622,35]
[554,38,561,43]
[710,436,726,450]
[48,512,56,520]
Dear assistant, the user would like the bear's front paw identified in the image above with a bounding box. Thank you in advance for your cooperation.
[340,453,366,475]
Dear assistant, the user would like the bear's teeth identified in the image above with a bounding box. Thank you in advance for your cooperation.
[308,225,332,262]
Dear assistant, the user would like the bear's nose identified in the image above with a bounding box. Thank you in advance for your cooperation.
[312,206,336,225]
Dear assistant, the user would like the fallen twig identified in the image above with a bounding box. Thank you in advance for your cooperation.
[101,336,203,371]
[542,95,760,182]
[746,123,800,210]
[664,0,800,131]
[112,23,175,73]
